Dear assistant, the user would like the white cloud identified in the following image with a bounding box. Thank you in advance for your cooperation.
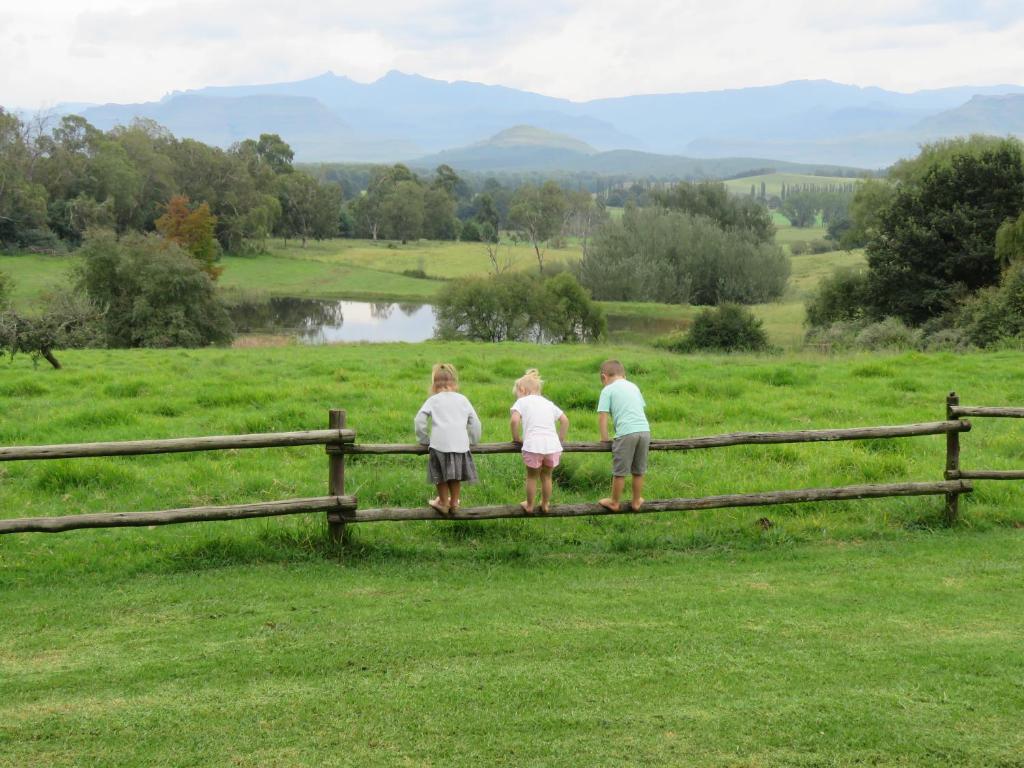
[1,0,1022,109]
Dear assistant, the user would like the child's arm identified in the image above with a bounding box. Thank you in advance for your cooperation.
[598,412,611,442]
[414,403,431,445]
[467,404,482,446]
[557,413,569,442]
[510,411,523,443]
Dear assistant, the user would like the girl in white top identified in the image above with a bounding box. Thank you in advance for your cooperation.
[509,369,569,514]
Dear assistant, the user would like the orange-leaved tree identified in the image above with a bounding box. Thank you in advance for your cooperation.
[155,195,222,279]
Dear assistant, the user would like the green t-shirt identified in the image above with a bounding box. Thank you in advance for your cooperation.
[597,379,650,437]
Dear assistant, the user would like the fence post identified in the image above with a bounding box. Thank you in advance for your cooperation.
[944,392,960,525]
[328,409,347,544]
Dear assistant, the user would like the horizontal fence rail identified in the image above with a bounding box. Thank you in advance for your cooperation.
[948,470,1024,480]
[0,429,356,462]
[327,482,971,524]
[348,420,971,456]
[0,495,357,534]
[949,406,1024,419]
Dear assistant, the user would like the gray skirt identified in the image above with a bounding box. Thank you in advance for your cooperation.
[427,449,478,484]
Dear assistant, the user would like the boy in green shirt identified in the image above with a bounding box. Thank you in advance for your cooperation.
[596,359,651,512]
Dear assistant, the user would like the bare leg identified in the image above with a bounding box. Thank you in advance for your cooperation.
[429,483,450,513]
[540,466,554,512]
[600,476,627,511]
[631,475,645,511]
[448,480,462,510]
[522,466,541,512]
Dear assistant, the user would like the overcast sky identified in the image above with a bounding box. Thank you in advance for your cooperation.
[4,0,1023,108]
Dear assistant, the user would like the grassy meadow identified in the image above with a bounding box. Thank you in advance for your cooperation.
[3,223,860,349]
[2,343,1024,766]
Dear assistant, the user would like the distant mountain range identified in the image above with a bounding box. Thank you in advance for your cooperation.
[412,126,858,178]
[48,71,1024,172]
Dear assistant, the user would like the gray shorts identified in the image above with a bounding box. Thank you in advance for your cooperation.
[612,431,650,477]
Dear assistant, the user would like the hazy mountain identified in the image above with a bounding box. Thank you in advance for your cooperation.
[79,94,417,161]
[177,71,639,151]
[914,94,1024,136]
[57,71,1024,169]
[412,126,862,178]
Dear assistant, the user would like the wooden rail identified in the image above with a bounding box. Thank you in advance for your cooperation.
[948,470,1024,480]
[348,420,970,456]
[949,406,1024,419]
[0,429,355,462]
[328,482,970,524]
[0,496,357,534]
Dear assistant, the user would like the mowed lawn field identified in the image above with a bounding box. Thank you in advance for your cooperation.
[2,344,1023,766]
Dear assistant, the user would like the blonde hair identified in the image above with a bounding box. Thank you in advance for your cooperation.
[513,368,543,396]
[600,359,625,378]
[430,362,459,393]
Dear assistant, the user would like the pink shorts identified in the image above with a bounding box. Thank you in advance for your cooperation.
[522,451,561,469]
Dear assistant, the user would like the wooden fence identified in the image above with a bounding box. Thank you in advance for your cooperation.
[3,390,1019,538]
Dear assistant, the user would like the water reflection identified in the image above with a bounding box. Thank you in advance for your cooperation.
[229,298,436,344]
[229,297,687,345]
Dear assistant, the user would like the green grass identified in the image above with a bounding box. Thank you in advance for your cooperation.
[0,254,76,309]
[269,238,575,279]
[2,344,1024,766]
[218,252,445,303]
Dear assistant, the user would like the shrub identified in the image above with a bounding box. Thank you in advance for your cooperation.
[459,219,482,242]
[77,229,233,348]
[667,304,770,353]
[853,318,922,351]
[920,327,974,353]
[805,268,871,327]
[803,320,864,352]
[953,263,1024,347]
[435,272,605,343]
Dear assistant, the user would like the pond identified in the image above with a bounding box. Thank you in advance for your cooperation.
[229,298,436,344]
[229,298,688,344]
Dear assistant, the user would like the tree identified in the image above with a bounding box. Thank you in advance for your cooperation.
[432,164,465,199]
[0,109,49,246]
[381,180,425,243]
[780,191,819,228]
[0,270,10,309]
[0,290,103,369]
[277,174,342,247]
[996,211,1024,267]
[865,137,1024,324]
[655,181,774,243]
[154,194,221,278]
[422,186,458,240]
[474,192,501,234]
[237,133,294,177]
[509,181,566,273]
[76,230,232,348]
[580,207,790,305]
[840,179,896,250]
